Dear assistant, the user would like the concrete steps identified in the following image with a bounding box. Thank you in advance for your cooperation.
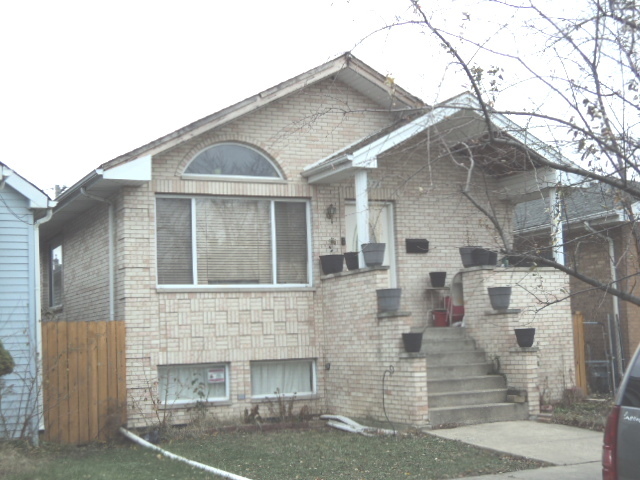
[429,402,528,426]
[423,327,528,428]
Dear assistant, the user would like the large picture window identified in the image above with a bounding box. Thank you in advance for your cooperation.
[156,196,309,287]
[251,359,316,398]
[158,364,229,405]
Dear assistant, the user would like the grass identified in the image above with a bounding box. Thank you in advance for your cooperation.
[1,426,546,480]
[551,394,614,432]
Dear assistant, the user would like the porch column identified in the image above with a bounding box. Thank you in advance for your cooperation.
[549,187,565,265]
[354,170,369,263]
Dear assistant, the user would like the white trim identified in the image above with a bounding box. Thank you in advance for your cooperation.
[100,154,152,182]
[1,164,54,209]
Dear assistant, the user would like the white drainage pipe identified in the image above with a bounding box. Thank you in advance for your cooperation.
[119,427,253,480]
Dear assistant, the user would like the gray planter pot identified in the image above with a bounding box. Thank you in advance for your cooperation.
[377,288,402,313]
[362,243,386,267]
[402,332,423,353]
[488,286,512,310]
[344,252,359,271]
[459,246,479,267]
[514,328,536,347]
[319,254,344,275]
[429,271,447,287]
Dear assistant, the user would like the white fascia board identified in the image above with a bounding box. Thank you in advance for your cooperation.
[303,157,355,184]
[100,154,152,181]
[3,167,53,209]
[350,105,462,168]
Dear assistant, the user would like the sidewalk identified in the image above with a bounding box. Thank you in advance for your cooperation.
[426,421,603,479]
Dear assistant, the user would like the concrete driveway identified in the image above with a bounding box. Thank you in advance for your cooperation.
[427,421,603,479]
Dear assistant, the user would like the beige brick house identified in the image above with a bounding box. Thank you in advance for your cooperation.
[39,54,576,433]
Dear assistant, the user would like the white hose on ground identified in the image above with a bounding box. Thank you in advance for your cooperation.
[119,427,254,480]
[320,415,397,436]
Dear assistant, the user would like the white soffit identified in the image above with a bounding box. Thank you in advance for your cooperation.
[101,154,151,182]
[1,165,54,209]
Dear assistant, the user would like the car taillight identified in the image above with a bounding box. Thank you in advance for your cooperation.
[603,405,620,480]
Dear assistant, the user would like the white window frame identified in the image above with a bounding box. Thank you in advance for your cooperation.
[49,240,63,308]
[250,359,317,399]
[155,195,313,289]
[182,142,285,183]
[157,363,230,406]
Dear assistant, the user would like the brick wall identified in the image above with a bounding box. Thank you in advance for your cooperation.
[321,267,429,427]
[461,267,575,408]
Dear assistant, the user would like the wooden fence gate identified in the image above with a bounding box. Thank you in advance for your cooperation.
[42,320,126,444]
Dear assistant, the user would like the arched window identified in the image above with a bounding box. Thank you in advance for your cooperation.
[184,143,281,178]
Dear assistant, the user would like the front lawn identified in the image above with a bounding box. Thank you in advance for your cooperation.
[2,427,546,480]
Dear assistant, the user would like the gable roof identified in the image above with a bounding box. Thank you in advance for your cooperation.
[514,182,633,233]
[0,162,55,210]
[99,53,425,174]
[41,54,425,237]
[302,92,569,185]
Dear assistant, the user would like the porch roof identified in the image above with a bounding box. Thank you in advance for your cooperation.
[301,93,570,202]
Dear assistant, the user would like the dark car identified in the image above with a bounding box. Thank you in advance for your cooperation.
[603,344,640,480]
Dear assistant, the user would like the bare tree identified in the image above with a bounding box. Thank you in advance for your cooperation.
[394,0,640,306]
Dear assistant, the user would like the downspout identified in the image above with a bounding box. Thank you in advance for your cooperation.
[31,207,54,446]
[80,188,115,322]
[584,222,623,376]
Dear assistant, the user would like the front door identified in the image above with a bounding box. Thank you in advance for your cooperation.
[345,202,396,287]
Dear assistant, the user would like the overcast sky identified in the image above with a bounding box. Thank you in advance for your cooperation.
[1,0,541,197]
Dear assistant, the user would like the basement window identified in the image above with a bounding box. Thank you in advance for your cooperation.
[158,364,230,405]
[250,359,316,398]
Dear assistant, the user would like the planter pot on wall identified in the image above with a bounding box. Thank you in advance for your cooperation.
[488,286,512,310]
[402,332,423,353]
[377,288,402,313]
[344,252,359,271]
[514,328,536,347]
[362,243,386,267]
[460,247,498,267]
[429,271,447,288]
[319,254,344,275]
[433,309,449,327]
[459,246,478,268]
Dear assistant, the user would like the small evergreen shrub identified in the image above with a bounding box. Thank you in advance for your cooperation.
[0,340,15,377]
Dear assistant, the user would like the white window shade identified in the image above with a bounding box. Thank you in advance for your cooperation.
[251,359,315,397]
[196,198,272,284]
[275,202,308,284]
[156,198,193,284]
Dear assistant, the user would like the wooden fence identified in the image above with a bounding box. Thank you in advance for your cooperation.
[573,312,588,394]
[42,320,126,444]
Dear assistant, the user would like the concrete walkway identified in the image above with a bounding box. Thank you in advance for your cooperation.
[427,421,603,479]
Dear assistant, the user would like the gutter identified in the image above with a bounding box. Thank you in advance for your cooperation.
[80,188,115,322]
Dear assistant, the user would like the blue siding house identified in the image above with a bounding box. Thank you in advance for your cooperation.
[0,163,55,442]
